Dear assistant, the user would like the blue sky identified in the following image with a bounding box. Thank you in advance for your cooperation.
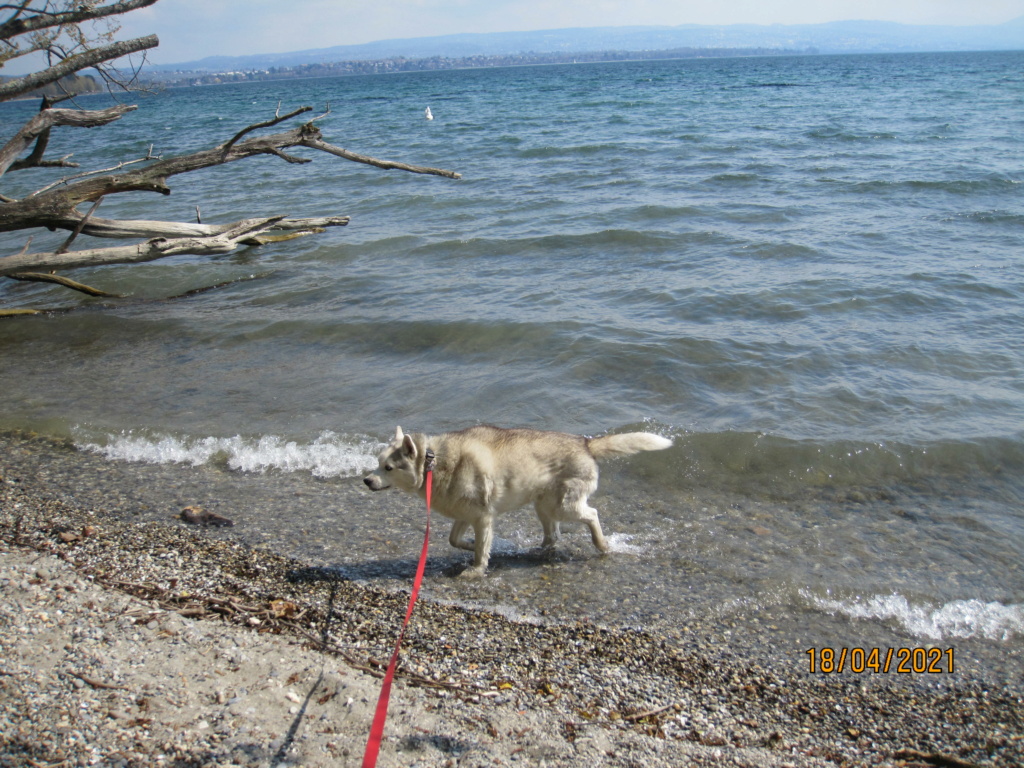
[22,0,1024,68]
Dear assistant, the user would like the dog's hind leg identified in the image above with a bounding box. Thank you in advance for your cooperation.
[448,521,475,552]
[560,478,609,553]
[579,504,609,553]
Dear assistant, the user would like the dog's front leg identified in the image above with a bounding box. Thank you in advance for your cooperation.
[458,516,493,578]
[448,521,475,552]
[534,495,561,549]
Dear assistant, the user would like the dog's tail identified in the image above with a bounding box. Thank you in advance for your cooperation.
[588,432,673,459]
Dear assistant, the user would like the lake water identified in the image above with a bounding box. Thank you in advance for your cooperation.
[2,50,1023,680]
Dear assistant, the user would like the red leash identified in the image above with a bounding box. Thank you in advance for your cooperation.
[362,449,434,768]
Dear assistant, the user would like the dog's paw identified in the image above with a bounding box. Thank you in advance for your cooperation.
[457,565,487,579]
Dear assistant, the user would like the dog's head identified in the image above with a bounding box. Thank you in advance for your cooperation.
[363,426,421,492]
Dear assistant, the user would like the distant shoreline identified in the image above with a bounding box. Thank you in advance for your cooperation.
[139,46,818,87]
[6,48,1019,97]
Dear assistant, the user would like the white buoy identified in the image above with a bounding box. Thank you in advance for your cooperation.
[425,106,433,120]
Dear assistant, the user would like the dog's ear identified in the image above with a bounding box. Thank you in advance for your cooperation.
[401,433,418,459]
[394,426,404,443]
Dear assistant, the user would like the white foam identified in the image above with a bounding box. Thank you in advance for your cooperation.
[606,532,645,555]
[76,430,382,479]
[803,590,1024,641]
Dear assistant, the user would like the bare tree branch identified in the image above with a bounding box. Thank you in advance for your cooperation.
[221,106,312,154]
[264,147,311,164]
[0,104,136,178]
[27,145,157,196]
[0,2,36,35]
[0,120,460,234]
[0,33,158,102]
[55,195,102,253]
[5,94,87,171]
[0,0,159,41]
[299,136,463,178]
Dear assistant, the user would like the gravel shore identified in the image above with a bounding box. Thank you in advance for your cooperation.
[1,457,1022,767]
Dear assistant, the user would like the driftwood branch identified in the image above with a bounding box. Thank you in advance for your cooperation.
[0,272,274,317]
[222,106,313,154]
[301,136,463,178]
[1,108,458,296]
[6,272,124,298]
[28,146,159,197]
[56,197,103,254]
[0,105,137,179]
[0,216,288,277]
[53,214,351,240]
[0,119,459,236]
[8,96,78,173]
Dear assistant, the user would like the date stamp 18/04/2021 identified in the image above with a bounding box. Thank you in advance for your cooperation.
[806,647,955,674]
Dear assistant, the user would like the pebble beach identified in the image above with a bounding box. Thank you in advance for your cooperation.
[1,434,1022,768]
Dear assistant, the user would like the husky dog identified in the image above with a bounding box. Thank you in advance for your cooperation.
[363,425,672,577]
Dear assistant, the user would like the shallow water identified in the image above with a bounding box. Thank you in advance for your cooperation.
[2,51,1023,678]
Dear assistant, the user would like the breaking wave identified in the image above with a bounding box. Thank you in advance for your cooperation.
[75,430,382,479]
[803,590,1024,642]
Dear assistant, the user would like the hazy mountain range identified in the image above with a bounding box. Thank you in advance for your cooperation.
[154,17,1024,73]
